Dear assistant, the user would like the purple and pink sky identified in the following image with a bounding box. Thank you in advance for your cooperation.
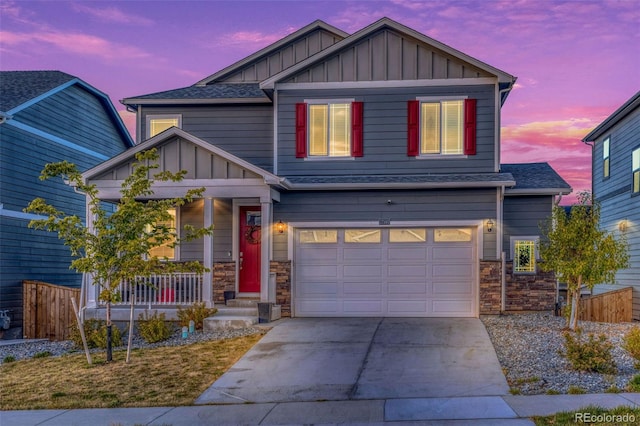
[2,0,639,204]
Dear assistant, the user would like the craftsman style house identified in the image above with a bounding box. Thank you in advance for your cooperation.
[0,71,133,332]
[82,18,570,319]
[583,91,640,320]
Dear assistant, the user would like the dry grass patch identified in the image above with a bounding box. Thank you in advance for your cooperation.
[0,333,264,410]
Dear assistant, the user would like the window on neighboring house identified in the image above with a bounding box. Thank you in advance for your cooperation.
[408,98,476,157]
[148,208,177,260]
[603,137,610,179]
[633,147,640,194]
[147,114,182,138]
[295,100,363,158]
[511,237,539,274]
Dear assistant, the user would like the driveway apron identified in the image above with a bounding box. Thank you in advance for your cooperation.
[195,317,509,404]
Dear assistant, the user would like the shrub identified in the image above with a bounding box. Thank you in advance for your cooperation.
[545,389,560,395]
[69,318,123,349]
[628,374,640,392]
[567,385,586,394]
[33,351,52,359]
[562,330,616,374]
[137,311,173,343]
[3,355,16,363]
[177,303,217,331]
[622,327,640,368]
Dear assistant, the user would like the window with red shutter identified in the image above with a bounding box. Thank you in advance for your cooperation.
[407,100,420,156]
[464,98,477,155]
[295,103,307,158]
[351,101,364,157]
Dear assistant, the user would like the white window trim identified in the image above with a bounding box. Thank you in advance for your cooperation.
[146,207,180,262]
[303,98,355,159]
[510,236,539,274]
[146,114,182,139]
[632,147,640,194]
[415,96,467,158]
[603,137,611,180]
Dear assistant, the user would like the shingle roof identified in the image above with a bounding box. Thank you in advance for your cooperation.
[0,70,76,112]
[501,163,571,193]
[122,83,269,106]
[283,173,516,189]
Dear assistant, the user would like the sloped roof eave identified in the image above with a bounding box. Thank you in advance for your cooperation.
[582,91,640,142]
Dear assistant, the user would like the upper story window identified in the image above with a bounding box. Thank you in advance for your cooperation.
[633,147,640,194]
[147,114,182,138]
[603,137,610,179]
[510,236,539,274]
[295,100,363,159]
[408,98,476,157]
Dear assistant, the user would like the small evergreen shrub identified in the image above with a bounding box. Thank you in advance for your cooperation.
[545,389,560,395]
[69,318,123,349]
[567,385,586,394]
[33,351,52,359]
[3,355,16,363]
[177,303,217,330]
[622,327,640,369]
[137,311,172,343]
[628,374,640,392]
[563,330,616,374]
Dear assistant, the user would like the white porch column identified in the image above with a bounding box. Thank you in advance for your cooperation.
[84,195,97,309]
[260,200,272,302]
[203,198,214,307]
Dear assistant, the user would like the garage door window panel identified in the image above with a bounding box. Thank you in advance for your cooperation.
[389,228,426,242]
[299,229,338,243]
[345,229,381,243]
[434,228,472,242]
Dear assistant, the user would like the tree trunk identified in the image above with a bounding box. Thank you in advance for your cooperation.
[568,275,583,331]
[106,300,113,362]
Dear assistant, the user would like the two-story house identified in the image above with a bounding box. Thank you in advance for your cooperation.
[583,91,640,320]
[81,18,570,320]
[0,71,134,334]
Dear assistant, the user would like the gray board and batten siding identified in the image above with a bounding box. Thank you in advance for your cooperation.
[281,28,493,84]
[0,82,131,326]
[591,103,640,319]
[277,84,496,176]
[272,188,498,261]
[139,105,274,173]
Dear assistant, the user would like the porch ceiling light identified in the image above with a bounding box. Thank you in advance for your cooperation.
[486,219,494,233]
[275,220,286,234]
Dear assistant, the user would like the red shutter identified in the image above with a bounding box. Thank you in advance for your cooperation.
[295,103,307,158]
[351,101,364,157]
[464,98,477,155]
[407,100,420,156]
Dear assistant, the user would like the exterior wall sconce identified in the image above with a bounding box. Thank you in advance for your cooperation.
[619,220,628,233]
[275,220,286,234]
[486,219,494,233]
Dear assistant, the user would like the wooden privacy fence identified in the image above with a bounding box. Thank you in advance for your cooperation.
[579,286,633,323]
[23,280,80,341]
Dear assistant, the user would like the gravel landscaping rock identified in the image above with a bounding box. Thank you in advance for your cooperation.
[481,312,639,394]
[0,326,264,364]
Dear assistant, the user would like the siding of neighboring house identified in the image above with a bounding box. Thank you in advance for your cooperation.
[140,105,274,172]
[272,188,498,260]
[503,196,553,259]
[0,78,131,329]
[277,84,496,176]
[592,106,640,319]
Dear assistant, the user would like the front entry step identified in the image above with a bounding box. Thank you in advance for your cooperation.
[204,315,258,330]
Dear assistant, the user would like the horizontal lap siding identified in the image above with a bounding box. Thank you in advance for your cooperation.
[277,85,495,176]
[593,107,640,319]
[273,188,497,260]
[141,105,273,172]
[503,196,553,258]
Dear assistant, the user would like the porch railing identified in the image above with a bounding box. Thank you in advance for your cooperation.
[107,273,204,306]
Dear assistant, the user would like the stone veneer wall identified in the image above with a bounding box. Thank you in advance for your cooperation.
[479,261,502,314]
[213,262,236,304]
[479,260,556,314]
[504,261,556,311]
[270,261,292,317]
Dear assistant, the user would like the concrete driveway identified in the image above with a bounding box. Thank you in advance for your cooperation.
[196,317,509,404]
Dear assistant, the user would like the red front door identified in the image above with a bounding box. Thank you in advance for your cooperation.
[239,206,261,293]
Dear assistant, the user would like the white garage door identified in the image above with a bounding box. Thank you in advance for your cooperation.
[294,227,477,317]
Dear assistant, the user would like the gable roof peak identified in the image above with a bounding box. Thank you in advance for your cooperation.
[195,19,349,86]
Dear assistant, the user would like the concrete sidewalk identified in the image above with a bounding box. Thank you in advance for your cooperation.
[2,393,640,425]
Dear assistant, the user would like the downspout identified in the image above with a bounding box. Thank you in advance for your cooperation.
[498,185,506,312]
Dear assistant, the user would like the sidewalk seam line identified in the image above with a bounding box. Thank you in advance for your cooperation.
[348,317,383,400]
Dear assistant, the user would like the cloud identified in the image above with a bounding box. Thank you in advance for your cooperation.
[71,3,154,26]
[0,30,154,63]
[214,29,290,49]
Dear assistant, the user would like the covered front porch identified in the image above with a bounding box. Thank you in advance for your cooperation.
[80,128,284,319]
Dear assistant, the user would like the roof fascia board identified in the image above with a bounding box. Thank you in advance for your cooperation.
[505,188,572,196]
[280,179,516,191]
[274,77,497,91]
[7,78,134,147]
[195,20,349,86]
[582,91,640,142]
[82,127,282,185]
[122,97,272,106]
[261,17,515,90]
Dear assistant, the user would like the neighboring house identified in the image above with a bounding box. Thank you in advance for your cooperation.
[0,71,134,332]
[82,18,571,319]
[583,91,640,320]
